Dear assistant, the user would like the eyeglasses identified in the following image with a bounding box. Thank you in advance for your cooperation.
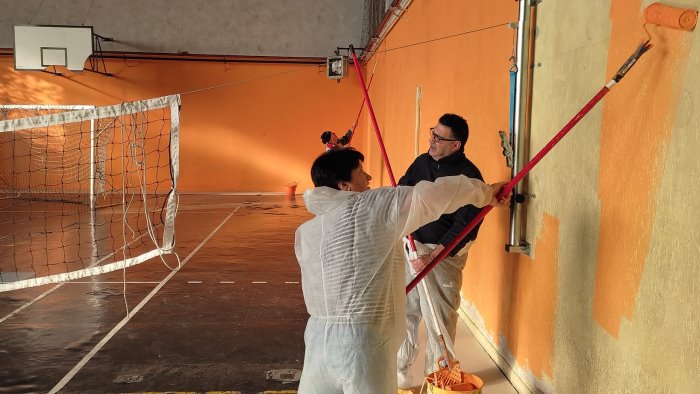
[430,128,459,143]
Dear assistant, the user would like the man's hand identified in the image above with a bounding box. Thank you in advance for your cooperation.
[410,254,432,274]
[410,245,444,273]
[489,182,512,208]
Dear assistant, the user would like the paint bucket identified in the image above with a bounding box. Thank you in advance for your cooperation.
[285,182,298,197]
[423,372,483,394]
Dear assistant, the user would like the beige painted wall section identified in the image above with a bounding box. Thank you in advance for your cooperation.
[526,0,700,392]
[524,0,612,390]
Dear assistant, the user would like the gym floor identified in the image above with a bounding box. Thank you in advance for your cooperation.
[0,194,515,394]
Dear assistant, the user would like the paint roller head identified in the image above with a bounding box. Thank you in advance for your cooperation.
[644,2,697,31]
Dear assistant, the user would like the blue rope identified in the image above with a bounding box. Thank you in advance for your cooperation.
[509,70,516,136]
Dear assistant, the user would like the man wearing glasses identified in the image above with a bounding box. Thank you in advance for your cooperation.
[396,113,485,390]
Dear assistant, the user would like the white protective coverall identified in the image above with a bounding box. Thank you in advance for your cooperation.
[294,175,492,394]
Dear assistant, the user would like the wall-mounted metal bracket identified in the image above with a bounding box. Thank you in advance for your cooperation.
[42,66,63,76]
[88,33,113,76]
[335,46,365,57]
[506,242,530,255]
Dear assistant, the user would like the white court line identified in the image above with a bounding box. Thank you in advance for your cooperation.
[187,281,202,284]
[285,281,299,284]
[66,281,161,284]
[178,210,243,214]
[252,281,267,284]
[49,208,237,394]
[220,281,235,284]
[0,284,62,324]
[0,281,160,323]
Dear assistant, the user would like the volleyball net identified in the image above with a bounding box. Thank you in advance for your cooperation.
[0,95,180,291]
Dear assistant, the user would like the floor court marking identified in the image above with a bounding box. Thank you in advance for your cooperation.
[66,281,161,284]
[183,281,299,284]
[124,391,296,393]
[0,283,62,324]
[49,209,237,394]
[126,392,244,394]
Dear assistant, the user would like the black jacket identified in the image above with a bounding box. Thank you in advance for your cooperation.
[398,151,484,256]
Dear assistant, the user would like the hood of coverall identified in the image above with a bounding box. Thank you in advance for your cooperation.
[302,186,354,215]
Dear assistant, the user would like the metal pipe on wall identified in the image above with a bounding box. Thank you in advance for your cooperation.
[506,0,538,255]
[360,0,413,61]
[415,86,422,158]
[0,49,325,65]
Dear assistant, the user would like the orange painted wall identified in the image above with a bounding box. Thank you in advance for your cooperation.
[507,214,558,379]
[360,0,544,376]
[0,110,172,194]
[0,57,363,193]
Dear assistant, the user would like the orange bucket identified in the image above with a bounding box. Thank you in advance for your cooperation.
[423,372,483,394]
[285,182,298,197]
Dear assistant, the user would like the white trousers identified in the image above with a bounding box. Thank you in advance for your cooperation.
[298,317,401,394]
[396,242,469,388]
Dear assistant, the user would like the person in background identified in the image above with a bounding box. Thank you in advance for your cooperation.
[321,129,353,151]
[295,148,510,393]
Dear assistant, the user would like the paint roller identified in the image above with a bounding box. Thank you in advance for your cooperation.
[644,2,698,31]
[642,2,697,43]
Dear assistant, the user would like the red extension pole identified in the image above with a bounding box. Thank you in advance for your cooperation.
[349,46,421,253]
[349,46,397,187]
[406,41,651,293]
[347,40,650,294]
[407,86,609,292]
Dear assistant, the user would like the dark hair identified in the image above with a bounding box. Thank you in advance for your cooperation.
[311,148,365,189]
[438,113,469,150]
[320,131,332,144]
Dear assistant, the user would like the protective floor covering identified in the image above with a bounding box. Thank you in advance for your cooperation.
[0,194,515,394]
[0,195,308,393]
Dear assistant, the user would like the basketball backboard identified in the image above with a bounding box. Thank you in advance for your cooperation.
[13,25,93,72]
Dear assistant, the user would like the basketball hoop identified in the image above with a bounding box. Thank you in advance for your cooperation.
[13,25,93,72]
